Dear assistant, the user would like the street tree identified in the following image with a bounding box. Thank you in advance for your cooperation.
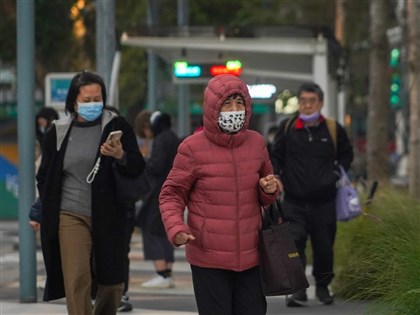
[407,0,420,199]
[367,0,390,183]
[0,0,92,90]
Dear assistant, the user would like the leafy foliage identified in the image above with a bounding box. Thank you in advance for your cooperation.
[118,46,147,114]
[0,1,17,63]
[0,0,389,124]
[115,2,149,113]
[34,1,77,84]
[0,1,93,88]
[334,187,420,314]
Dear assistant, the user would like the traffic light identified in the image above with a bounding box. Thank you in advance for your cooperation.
[173,60,242,83]
[388,48,403,109]
[173,62,201,78]
[389,48,400,69]
[209,60,242,76]
[389,72,401,107]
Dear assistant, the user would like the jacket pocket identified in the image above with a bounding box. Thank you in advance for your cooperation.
[198,218,206,249]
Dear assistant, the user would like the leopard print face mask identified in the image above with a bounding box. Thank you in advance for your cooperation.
[217,110,245,134]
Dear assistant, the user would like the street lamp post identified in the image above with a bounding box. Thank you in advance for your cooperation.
[17,0,37,302]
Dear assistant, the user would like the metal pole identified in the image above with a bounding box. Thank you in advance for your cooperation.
[312,35,331,117]
[177,85,187,136]
[95,0,115,95]
[177,0,190,137]
[147,52,157,111]
[17,0,37,302]
[147,0,158,111]
[109,49,121,109]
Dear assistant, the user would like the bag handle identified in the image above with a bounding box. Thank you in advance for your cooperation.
[325,117,337,154]
[260,198,285,229]
[336,164,352,187]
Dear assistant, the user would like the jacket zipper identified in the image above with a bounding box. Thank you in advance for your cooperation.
[231,140,241,269]
[304,125,313,143]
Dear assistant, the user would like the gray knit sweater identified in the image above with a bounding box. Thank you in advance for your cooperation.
[60,122,101,217]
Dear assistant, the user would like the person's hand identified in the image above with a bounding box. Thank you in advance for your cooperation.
[100,139,124,160]
[259,174,279,194]
[29,220,40,232]
[174,231,196,246]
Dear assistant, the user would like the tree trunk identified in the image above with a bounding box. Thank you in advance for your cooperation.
[367,0,390,183]
[335,0,346,46]
[407,0,420,200]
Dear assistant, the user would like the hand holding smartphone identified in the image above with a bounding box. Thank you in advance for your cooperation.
[100,130,124,160]
[106,130,123,146]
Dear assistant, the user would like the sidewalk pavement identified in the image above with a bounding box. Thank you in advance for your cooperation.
[1,220,368,315]
[1,220,196,315]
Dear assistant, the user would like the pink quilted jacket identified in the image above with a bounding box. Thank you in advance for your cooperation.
[159,74,278,271]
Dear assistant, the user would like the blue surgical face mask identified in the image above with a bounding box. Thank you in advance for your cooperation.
[299,111,320,123]
[77,102,103,121]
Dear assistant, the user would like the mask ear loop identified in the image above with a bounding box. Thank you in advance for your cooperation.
[86,156,101,184]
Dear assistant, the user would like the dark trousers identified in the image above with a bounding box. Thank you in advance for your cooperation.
[282,198,336,287]
[190,265,266,315]
[91,204,135,299]
[141,223,174,262]
[123,208,136,294]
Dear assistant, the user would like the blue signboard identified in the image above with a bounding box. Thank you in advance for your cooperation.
[50,78,72,103]
[0,155,18,219]
[45,73,75,110]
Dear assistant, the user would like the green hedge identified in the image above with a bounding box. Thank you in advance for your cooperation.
[333,186,420,314]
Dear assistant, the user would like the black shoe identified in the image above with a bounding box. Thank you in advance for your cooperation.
[286,289,308,307]
[117,294,133,312]
[316,286,334,305]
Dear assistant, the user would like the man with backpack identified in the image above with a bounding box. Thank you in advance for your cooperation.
[270,82,353,307]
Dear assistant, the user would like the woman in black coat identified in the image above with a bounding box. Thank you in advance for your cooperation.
[36,71,145,315]
[136,111,180,289]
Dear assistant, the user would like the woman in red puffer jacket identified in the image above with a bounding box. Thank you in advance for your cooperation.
[159,74,281,315]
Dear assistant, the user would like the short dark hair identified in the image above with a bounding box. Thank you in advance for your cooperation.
[36,107,59,122]
[135,110,152,138]
[226,93,243,101]
[65,70,107,114]
[151,112,172,135]
[297,82,324,101]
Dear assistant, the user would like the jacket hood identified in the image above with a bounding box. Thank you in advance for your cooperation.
[202,74,251,147]
[150,111,171,136]
[53,109,118,151]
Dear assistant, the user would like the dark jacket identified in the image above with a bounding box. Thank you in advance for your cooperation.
[36,110,145,301]
[136,115,180,235]
[29,197,42,222]
[271,115,353,204]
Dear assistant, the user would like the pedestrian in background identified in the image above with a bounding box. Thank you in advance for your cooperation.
[159,74,280,315]
[270,82,353,307]
[117,109,154,310]
[136,111,180,289]
[265,125,279,162]
[29,107,59,231]
[135,109,153,159]
[35,107,60,154]
[36,70,145,315]
[116,109,155,311]
[102,105,137,313]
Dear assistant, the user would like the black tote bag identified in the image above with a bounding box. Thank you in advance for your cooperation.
[259,199,310,296]
[112,164,151,203]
